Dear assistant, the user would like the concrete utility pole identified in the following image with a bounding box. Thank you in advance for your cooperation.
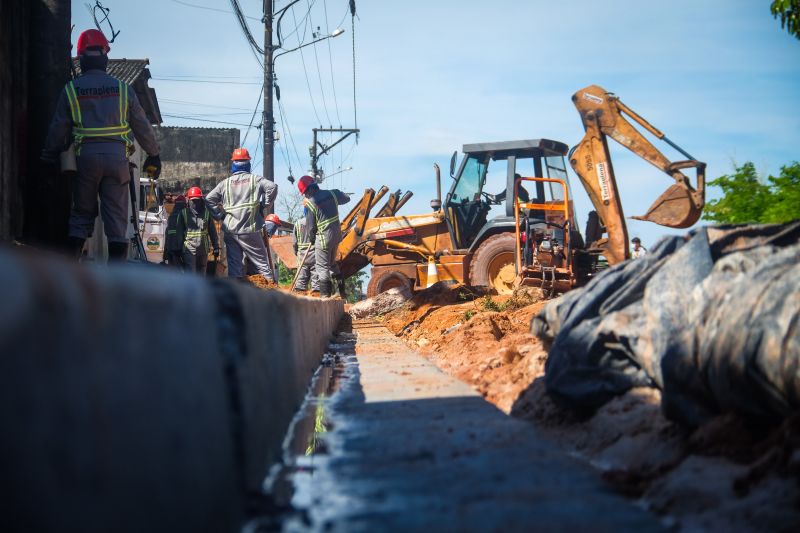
[263,0,274,183]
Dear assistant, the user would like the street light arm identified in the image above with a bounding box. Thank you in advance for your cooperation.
[273,29,345,64]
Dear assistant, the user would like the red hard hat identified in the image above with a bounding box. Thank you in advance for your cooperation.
[231,148,251,161]
[76,29,110,56]
[186,186,203,199]
[175,195,186,203]
[265,213,281,225]
[297,175,315,195]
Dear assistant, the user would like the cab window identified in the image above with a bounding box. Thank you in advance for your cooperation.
[451,156,486,203]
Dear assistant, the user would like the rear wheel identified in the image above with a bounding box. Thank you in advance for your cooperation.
[469,233,517,295]
[367,268,413,298]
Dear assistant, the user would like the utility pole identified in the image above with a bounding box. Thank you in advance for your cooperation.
[263,0,274,183]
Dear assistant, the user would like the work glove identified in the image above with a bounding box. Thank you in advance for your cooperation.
[143,154,162,179]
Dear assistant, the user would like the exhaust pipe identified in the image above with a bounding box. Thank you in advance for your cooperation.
[431,163,442,211]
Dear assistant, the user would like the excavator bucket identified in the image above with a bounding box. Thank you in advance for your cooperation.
[632,183,702,229]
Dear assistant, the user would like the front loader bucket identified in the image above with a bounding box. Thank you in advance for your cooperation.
[631,183,702,229]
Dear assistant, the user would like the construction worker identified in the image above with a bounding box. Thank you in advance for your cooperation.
[176,187,219,276]
[297,175,350,297]
[206,148,278,283]
[264,213,281,237]
[41,29,161,261]
[163,194,186,267]
[292,213,318,293]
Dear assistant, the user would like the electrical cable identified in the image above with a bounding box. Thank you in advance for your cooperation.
[323,0,342,126]
[162,114,256,127]
[351,0,358,136]
[290,5,323,125]
[159,98,253,111]
[243,84,265,145]
[152,78,261,85]
[168,0,261,20]
[308,1,333,126]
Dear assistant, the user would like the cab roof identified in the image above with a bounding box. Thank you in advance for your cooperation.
[462,139,568,159]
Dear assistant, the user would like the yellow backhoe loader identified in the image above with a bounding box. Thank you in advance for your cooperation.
[271,85,706,297]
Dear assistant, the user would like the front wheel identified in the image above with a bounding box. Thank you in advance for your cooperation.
[469,233,517,295]
[366,268,413,298]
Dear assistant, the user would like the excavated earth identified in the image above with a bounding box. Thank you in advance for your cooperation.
[371,283,800,532]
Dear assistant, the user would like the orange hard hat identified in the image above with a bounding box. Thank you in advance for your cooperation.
[265,213,281,225]
[297,175,315,195]
[230,148,251,161]
[186,186,203,199]
[77,29,110,56]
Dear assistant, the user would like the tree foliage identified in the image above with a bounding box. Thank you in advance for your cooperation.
[702,161,800,224]
[771,0,800,40]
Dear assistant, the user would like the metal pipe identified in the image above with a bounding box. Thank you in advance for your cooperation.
[383,239,429,259]
[431,163,442,211]
[395,191,414,213]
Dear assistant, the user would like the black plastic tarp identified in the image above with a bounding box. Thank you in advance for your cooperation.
[532,222,800,426]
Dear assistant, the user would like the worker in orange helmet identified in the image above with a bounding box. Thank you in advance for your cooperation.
[297,175,350,297]
[205,148,278,284]
[42,29,161,261]
[175,186,219,276]
[163,194,186,267]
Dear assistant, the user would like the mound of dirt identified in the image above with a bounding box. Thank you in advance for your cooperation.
[382,284,548,412]
[246,275,278,290]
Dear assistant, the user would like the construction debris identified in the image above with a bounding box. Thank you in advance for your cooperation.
[532,221,800,426]
[348,286,412,319]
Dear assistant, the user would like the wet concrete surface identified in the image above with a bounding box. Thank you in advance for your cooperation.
[257,317,662,532]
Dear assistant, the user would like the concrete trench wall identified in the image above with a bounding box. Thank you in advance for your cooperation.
[0,246,343,533]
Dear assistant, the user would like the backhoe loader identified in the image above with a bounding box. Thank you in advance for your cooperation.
[271,84,705,297]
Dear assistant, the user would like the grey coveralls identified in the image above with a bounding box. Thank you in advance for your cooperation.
[304,188,350,296]
[175,202,219,276]
[206,171,278,280]
[42,69,160,243]
[293,216,318,291]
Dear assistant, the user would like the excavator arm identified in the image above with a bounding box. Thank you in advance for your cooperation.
[569,84,706,264]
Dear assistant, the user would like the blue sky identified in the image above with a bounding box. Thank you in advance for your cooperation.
[72,0,800,248]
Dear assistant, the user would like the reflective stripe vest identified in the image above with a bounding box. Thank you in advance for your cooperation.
[224,172,260,233]
[306,191,340,233]
[183,208,211,250]
[64,79,133,152]
[294,218,311,252]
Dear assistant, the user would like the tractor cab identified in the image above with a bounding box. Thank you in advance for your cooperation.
[444,139,574,251]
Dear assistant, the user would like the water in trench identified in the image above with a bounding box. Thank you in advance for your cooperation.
[243,331,357,532]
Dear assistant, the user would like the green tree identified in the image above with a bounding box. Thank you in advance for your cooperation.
[344,271,367,303]
[771,0,800,40]
[703,162,800,224]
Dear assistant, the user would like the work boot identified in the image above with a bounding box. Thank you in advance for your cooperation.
[107,241,130,262]
[67,236,86,261]
[319,280,332,298]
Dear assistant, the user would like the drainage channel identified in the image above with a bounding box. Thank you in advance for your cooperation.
[243,328,357,532]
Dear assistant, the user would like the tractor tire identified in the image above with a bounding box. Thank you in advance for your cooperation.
[366,269,413,298]
[469,233,517,295]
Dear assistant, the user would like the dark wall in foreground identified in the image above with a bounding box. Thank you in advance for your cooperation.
[0,0,71,245]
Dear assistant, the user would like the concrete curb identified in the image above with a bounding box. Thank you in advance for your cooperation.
[0,247,343,533]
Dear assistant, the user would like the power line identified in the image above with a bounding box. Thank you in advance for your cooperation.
[243,84,265,145]
[157,74,261,80]
[308,1,333,126]
[168,0,261,20]
[291,4,323,125]
[162,114,256,127]
[152,78,261,85]
[323,0,342,126]
[159,98,253,111]
[228,0,265,54]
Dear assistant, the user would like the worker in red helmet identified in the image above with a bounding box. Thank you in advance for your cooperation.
[163,194,187,267]
[42,29,162,261]
[298,175,350,297]
[205,148,278,284]
[175,186,219,276]
[264,213,281,237]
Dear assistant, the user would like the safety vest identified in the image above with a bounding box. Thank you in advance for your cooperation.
[65,79,133,153]
[183,207,211,250]
[307,191,340,234]
[224,173,261,233]
[294,219,311,252]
